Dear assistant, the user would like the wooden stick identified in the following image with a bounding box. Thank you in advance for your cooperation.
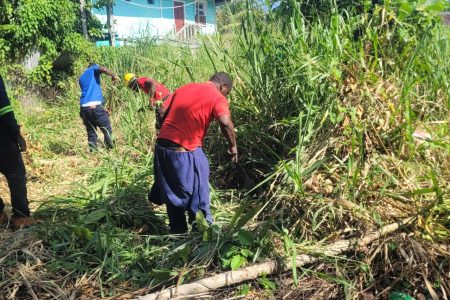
[137,217,414,300]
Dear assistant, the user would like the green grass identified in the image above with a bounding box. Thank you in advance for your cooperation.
[1,0,449,298]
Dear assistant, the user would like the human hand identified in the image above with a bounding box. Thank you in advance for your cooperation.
[112,75,119,83]
[17,134,27,152]
[228,146,238,163]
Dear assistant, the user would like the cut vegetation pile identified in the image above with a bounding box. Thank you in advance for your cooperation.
[0,0,449,299]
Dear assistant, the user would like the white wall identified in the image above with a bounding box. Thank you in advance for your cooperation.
[95,15,216,40]
[96,15,174,39]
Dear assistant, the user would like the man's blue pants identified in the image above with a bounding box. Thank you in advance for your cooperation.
[153,145,211,233]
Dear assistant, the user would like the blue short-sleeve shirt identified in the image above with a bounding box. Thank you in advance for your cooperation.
[79,64,104,106]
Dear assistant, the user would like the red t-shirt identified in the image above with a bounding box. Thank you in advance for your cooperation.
[158,81,230,151]
[136,77,171,105]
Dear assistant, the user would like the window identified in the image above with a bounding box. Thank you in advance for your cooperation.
[195,1,206,24]
[147,0,154,4]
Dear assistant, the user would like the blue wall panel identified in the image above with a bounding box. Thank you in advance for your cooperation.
[161,0,174,19]
[93,0,216,25]
[184,0,195,22]
[207,0,216,24]
[94,0,160,18]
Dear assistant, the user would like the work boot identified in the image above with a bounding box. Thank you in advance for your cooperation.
[0,211,8,225]
[11,216,34,229]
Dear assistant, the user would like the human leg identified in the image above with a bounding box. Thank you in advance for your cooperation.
[154,145,194,207]
[0,136,32,227]
[94,106,114,149]
[1,152,30,217]
[80,109,98,150]
[191,148,212,224]
[166,201,188,234]
[6,171,30,218]
[154,145,196,233]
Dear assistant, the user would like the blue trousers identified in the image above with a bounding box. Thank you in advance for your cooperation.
[80,106,113,150]
[0,132,30,217]
[153,145,211,233]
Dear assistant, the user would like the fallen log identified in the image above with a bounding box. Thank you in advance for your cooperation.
[138,217,414,300]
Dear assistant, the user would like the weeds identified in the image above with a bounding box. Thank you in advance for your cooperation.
[0,0,449,298]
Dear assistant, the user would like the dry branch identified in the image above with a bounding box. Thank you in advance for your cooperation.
[137,217,415,300]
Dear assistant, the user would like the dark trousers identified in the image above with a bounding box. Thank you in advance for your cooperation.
[166,201,196,234]
[0,133,30,217]
[150,182,203,234]
[80,106,113,150]
[153,144,212,234]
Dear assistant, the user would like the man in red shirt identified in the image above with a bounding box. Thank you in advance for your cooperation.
[124,73,171,107]
[150,72,237,234]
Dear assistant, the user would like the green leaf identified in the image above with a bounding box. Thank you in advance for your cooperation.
[202,230,209,241]
[225,245,239,258]
[238,229,254,246]
[83,208,107,224]
[283,232,298,286]
[257,276,276,290]
[0,25,15,32]
[416,0,446,13]
[388,291,415,300]
[221,257,231,268]
[233,205,262,233]
[177,243,191,264]
[240,248,253,257]
[388,241,399,251]
[195,211,209,234]
[237,283,250,296]
[230,255,246,270]
[228,201,251,230]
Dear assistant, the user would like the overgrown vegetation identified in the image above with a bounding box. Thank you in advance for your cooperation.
[0,0,101,84]
[1,0,449,299]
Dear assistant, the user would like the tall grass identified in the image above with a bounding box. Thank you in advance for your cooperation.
[1,0,449,298]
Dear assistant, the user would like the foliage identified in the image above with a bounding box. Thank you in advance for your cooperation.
[28,37,59,84]
[0,0,449,298]
[0,0,77,57]
[0,0,102,84]
[75,0,104,39]
[216,0,261,34]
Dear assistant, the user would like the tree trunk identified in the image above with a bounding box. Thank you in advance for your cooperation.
[137,217,415,300]
[80,0,88,39]
[106,4,115,47]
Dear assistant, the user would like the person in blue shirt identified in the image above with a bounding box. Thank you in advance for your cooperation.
[0,75,34,229]
[79,63,118,150]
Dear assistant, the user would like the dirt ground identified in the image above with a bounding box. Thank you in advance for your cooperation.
[0,149,96,214]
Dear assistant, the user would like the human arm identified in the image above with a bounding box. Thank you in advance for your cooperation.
[157,105,166,119]
[98,66,118,82]
[0,76,26,151]
[143,79,157,99]
[157,92,173,119]
[217,115,238,163]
